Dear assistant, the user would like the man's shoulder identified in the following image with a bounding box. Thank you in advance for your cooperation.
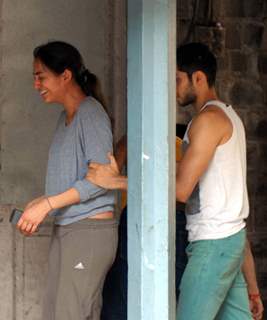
[192,105,231,130]
[190,107,221,131]
[188,106,232,145]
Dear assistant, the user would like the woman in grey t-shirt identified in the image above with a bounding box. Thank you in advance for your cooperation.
[17,41,118,320]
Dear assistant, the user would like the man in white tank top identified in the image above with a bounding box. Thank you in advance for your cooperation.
[176,43,258,320]
[85,42,263,320]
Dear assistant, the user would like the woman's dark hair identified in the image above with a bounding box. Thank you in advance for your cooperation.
[176,42,217,87]
[33,41,106,107]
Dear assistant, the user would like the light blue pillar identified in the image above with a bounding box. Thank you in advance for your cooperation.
[127,1,177,319]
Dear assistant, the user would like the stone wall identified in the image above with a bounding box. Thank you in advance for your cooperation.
[177,0,267,315]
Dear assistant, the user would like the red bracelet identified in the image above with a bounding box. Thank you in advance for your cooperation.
[248,293,261,301]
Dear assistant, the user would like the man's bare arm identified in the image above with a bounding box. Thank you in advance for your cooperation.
[242,239,264,320]
[87,152,128,190]
[176,107,232,202]
[115,135,127,172]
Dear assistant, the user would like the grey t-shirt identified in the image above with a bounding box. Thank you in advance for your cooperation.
[45,96,115,225]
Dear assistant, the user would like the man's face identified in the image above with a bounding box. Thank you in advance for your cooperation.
[176,69,197,107]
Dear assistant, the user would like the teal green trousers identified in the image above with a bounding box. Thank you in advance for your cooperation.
[177,229,252,320]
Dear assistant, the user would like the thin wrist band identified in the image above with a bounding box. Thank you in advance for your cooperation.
[46,197,53,210]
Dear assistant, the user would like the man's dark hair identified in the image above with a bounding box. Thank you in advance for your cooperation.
[176,123,187,139]
[176,43,217,87]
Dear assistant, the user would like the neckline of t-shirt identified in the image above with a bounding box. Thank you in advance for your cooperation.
[63,96,92,127]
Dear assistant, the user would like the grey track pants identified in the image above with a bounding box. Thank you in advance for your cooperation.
[42,218,118,320]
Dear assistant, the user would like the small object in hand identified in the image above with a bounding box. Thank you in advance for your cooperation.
[9,208,23,225]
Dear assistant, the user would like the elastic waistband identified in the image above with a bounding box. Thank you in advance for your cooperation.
[55,217,119,230]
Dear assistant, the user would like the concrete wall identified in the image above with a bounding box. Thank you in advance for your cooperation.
[0,0,115,204]
[177,0,267,314]
[0,1,126,319]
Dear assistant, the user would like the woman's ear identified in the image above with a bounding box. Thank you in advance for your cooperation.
[62,69,72,83]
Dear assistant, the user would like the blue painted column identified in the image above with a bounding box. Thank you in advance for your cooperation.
[127,1,177,319]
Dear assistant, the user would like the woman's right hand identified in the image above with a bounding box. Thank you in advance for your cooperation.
[17,197,51,236]
[24,196,45,210]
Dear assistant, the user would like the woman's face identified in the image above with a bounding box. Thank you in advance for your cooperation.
[33,59,65,104]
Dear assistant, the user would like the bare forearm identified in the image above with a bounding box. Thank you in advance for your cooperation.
[115,135,127,172]
[47,188,81,210]
[242,239,259,294]
[18,188,81,235]
[110,175,128,190]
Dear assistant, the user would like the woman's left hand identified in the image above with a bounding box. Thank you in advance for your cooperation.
[17,198,52,236]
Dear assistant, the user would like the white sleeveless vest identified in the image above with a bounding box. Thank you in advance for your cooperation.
[183,100,249,242]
